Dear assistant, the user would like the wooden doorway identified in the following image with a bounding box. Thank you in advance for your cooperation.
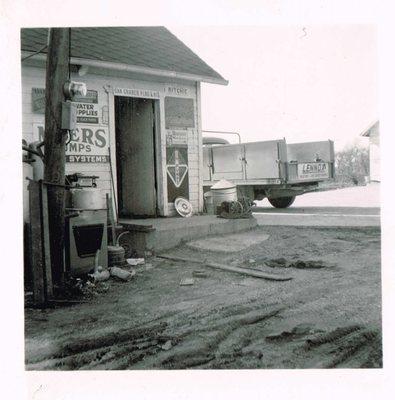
[114,96,158,218]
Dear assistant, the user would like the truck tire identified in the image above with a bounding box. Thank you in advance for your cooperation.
[268,196,296,208]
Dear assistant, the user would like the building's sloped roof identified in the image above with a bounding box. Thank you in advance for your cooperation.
[361,120,379,137]
[21,27,227,84]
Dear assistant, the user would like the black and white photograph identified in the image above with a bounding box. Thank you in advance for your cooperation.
[1,0,395,399]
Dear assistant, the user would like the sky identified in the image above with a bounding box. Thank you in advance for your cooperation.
[170,25,378,150]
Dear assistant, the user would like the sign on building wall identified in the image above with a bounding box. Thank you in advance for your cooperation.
[166,130,188,146]
[31,88,46,113]
[31,88,103,125]
[166,147,189,202]
[114,87,160,98]
[166,86,189,96]
[33,123,109,163]
[164,97,195,129]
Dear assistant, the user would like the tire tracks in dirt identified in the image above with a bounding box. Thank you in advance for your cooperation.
[134,304,285,369]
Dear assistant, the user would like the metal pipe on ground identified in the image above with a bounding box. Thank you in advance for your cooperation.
[158,254,293,281]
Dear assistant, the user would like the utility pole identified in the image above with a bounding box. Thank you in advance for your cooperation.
[43,28,70,288]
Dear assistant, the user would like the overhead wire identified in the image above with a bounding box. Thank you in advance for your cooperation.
[21,44,48,62]
[21,28,50,62]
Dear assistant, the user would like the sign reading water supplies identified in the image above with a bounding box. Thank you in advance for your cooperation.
[33,123,109,163]
[32,88,99,124]
[76,103,99,124]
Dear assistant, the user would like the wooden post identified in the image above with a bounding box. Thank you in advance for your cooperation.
[43,28,70,288]
[106,193,116,246]
[41,182,53,298]
[28,180,45,306]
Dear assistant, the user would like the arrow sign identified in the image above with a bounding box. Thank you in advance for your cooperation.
[166,149,188,188]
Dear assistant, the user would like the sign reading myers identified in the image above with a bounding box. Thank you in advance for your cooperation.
[32,88,100,124]
[33,123,109,163]
[114,87,160,98]
[166,130,188,146]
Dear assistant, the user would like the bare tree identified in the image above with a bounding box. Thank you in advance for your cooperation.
[335,145,369,185]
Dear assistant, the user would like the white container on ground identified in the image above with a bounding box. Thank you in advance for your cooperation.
[210,179,237,213]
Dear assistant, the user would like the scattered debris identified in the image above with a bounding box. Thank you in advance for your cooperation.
[51,277,110,301]
[264,258,329,269]
[218,197,255,219]
[110,267,136,282]
[180,278,195,286]
[193,270,208,278]
[292,260,327,269]
[88,269,110,282]
[161,340,173,351]
[127,258,145,266]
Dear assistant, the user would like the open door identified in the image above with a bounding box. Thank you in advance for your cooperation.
[115,96,157,218]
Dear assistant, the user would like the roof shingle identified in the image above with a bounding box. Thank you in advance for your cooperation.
[21,27,227,84]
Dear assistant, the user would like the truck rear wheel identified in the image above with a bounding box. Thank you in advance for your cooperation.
[268,196,296,208]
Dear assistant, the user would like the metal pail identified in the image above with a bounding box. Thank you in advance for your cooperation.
[211,180,237,213]
[71,188,105,210]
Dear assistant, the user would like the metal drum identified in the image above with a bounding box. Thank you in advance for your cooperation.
[71,188,105,210]
[108,245,126,267]
[210,179,237,213]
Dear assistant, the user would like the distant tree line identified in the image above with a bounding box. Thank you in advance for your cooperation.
[335,145,369,185]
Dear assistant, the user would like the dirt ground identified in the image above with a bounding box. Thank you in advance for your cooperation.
[25,225,382,370]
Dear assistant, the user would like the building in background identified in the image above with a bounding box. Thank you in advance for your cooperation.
[21,27,227,218]
[361,120,380,183]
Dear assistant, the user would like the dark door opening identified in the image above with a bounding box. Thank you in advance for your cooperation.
[114,96,158,218]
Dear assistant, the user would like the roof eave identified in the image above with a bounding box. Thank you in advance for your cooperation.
[360,120,379,137]
[21,51,229,85]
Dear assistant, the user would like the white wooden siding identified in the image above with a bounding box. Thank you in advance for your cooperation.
[21,65,203,215]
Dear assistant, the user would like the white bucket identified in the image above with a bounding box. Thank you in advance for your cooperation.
[210,180,237,212]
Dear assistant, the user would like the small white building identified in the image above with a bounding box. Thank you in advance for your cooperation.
[21,27,227,217]
[361,120,380,182]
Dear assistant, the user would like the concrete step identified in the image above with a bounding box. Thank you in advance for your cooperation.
[118,215,257,256]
